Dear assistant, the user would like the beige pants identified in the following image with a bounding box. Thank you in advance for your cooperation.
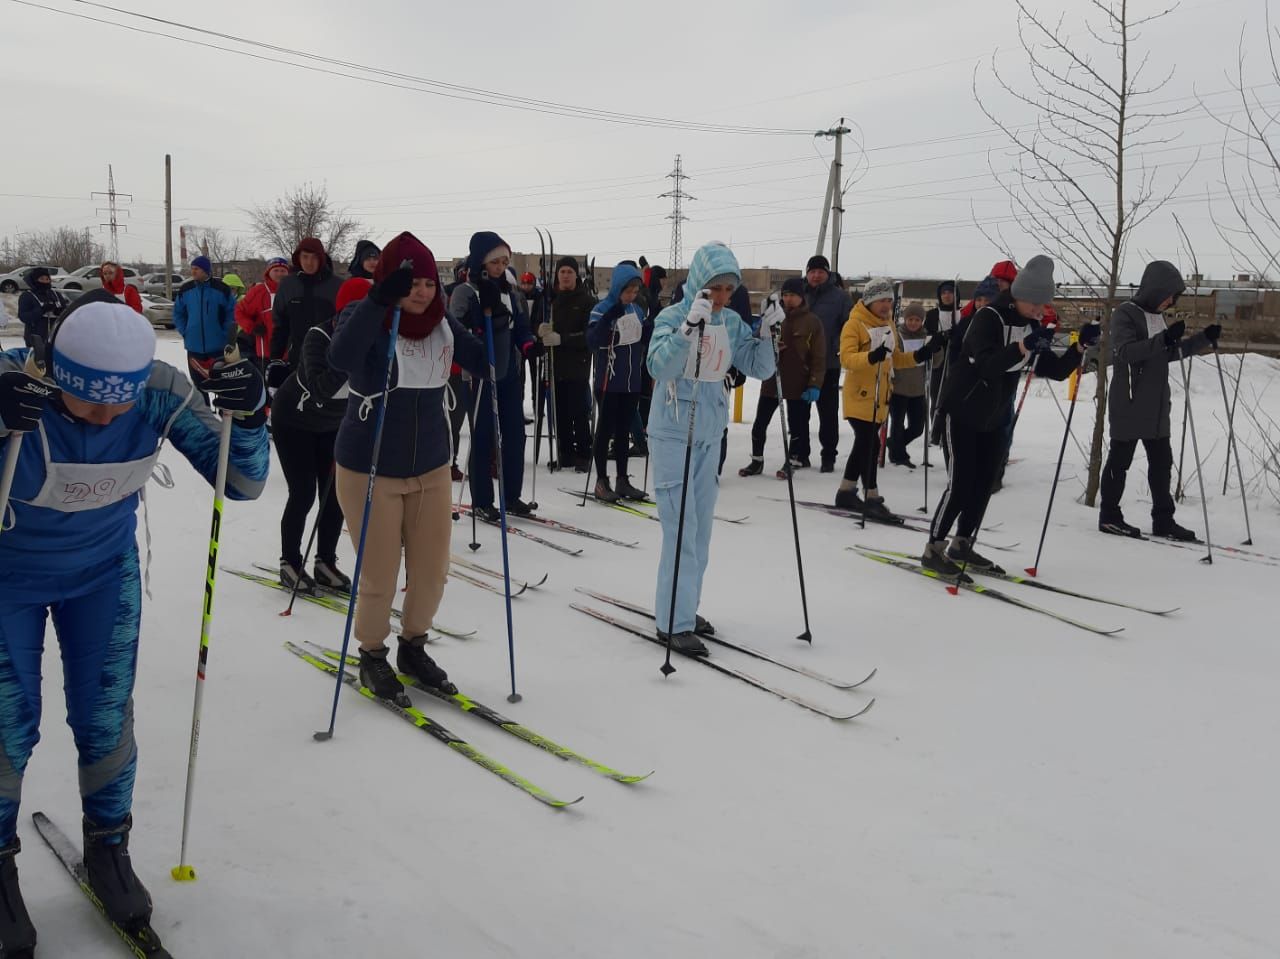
[335,463,452,650]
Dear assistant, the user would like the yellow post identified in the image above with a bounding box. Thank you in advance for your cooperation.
[733,384,744,423]
[1068,330,1080,400]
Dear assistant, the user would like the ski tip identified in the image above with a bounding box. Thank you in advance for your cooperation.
[836,697,876,720]
[1024,567,1038,577]
[171,864,197,882]
[552,795,586,808]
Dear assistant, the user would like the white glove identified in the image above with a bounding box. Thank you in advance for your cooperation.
[540,329,561,347]
[758,292,784,338]
[682,293,714,336]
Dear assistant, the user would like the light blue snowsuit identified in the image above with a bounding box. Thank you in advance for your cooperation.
[646,243,774,635]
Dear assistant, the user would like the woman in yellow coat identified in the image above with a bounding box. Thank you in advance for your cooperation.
[835,278,941,520]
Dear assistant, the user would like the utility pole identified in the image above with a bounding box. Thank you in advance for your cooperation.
[92,164,132,263]
[814,119,850,273]
[660,155,694,270]
[164,155,174,299]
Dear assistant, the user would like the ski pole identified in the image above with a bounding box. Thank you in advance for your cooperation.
[172,341,239,882]
[860,347,885,532]
[919,347,932,514]
[1212,345,1253,544]
[661,301,708,677]
[529,350,544,509]
[1178,356,1214,564]
[768,311,812,642]
[315,301,404,743]
[580,343,613,506]
[280,466,336,617]
[1174,355,1192,501]
[480,309,522,703]
[1025,351,1088,577]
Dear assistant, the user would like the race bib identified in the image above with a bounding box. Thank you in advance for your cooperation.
[395,323,454,389]
[616,311,643,347]
[868,326,895,353]
[901,336,926,353]
[682,322,731,382]
[1144,311,1167,338]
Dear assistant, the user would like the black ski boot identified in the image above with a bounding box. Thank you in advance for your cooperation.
[1099,515,1143,538]
[83,816,153,933]
[358,646,411,707]
[0,839,36,957]
[594,477,620,503]
[396,636,458,695]
[921,541,972,582]
[863,496,900,524]
[280,560,316,595]
[738,457,764,477]
[947,535,1005,574]
[694,614,715,637]
[475,505,501,523]
[1152,519,1198,542]
[790,456,811,470]
[820,458,835,474]
[508,498,536,517]
[834,486,864,511]
[313,559,351,594]
[615,476,648,501]
[656,629,709,656]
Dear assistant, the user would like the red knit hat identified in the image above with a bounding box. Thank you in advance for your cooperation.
[336,277,372,314]
[375,231,445,338]
[990,260,1018,283]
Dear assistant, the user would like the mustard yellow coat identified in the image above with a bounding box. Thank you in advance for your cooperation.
[840,300,920,423]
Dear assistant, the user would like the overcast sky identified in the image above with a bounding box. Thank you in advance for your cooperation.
[0,0,1271,281]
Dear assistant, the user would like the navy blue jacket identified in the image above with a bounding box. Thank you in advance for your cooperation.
[586,264,651,394]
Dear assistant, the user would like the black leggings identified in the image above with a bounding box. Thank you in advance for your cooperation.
[272,424,344,567]
[593,392,640,479]
[841,417,882,491]
[1100,436,1176,523]
[928,415,1004,543]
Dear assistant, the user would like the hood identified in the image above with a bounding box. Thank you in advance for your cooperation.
[347,240,381,279]
[99,262,125,294]
[1132,260,1186,313]
[292,237,333,278]
[935,280,955,303]
[596,262,642,315]
[850,298,892,330]
[375,231,445,338]
[662,243,743,325]
[222,273,245,293]
[465,230,510,278]
[24,267,52,292]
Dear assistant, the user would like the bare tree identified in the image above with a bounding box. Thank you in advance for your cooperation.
[245,183,361,265]
[22,227,107,271]
[186,226,245,273]
[974,0,1192,505]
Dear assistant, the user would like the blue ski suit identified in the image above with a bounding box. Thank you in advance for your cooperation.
[646,243,774,634]
[0,351,269,842]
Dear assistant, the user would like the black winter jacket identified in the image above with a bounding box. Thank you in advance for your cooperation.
[271,319,348,433]
[17,271,67,349]
[270,268,342,368]
[546,281,596,382]
[805,279,854,371]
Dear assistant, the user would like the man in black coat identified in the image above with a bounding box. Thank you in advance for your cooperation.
[1099,260,1221,541]
[803,255,853,472]
[542,256,596,470]
[16,267,68,350]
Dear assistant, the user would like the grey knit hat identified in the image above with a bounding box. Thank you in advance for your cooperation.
[861,277,895,305]
[1010,255,1055,304]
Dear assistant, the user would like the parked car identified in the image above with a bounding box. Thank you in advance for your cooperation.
[0,265,67,294]
[140,272,185,297]
[139,293,174,329]
[54,264,142,292]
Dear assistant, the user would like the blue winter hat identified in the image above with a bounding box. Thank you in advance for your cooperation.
[973,276,1001,300]
[191,255,212,275]
[52,300,156,405]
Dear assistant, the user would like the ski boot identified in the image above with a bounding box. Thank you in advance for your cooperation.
[819,459,835,474]
[738,457,764,478]
[656,629,709,657]
[789,456,811,470]
[693,614,716,638]
[834,486,864,511]
[313,559,351,594]
[863,496,900,524]
[0,839,36,957]
[82,817,154,934]
[1152,519,1198,542]
[397,636,458,695]
[475,505,501,523]
[280,561,317,595]
[450,464,465,483]
[947,535,1005,574]
[594,477,620,503]
[921,541,972,582]
[508,498,536,518]
[358,646,411,707]
[1099,514,1143,538]
[615,476,648,501]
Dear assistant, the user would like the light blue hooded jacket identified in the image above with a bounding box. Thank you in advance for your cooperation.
[646,243,775,446]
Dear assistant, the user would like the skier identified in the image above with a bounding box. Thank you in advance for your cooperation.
[448,231,538,520]
[173,254,238,383]
[328,232,488,700]
[835,279,941,520]
[16,267,67,351]
[587,262,651,502]
[646,241,775,655]
[544,255,596,472]
[0,295,268,952]
[98,261,143,314]
[924,255,1096,575]
[235,256,290,366]
[924,280,957,445]
[803,255,853,473]
[1099,260,1221,540]
[887,302,929,468]
[347,240,381,280]
[739,276,825,478]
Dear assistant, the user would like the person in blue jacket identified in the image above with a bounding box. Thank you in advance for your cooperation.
[172,254,238,383]
[448,231,538,520]
[0,293,267,951]
[586,262,651,503]
[646,242,775,655]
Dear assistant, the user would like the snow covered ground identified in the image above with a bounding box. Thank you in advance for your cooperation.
[12,332,1280,958]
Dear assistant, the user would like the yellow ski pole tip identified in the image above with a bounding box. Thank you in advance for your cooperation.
[171,864,197,882]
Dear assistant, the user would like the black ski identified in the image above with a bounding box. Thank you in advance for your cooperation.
[573,588,876,689]
[571,604,874,721]
[851,548,1124,637]
[455,506,585,556]
[558,488,748,524]
[31,812,172,958]
[765,497,1019,549]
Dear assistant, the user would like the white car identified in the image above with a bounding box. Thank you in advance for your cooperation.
[0,266,68,294]
[139,293,175,330]
[54,265,143,293]
[140,272,185,297]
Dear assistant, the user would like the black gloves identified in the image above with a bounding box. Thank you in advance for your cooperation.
[475,275,508,318]
[1022,326,1054,353]
[912,334,944,363]
[1077,322,1102,347]
[370,261,414,308]
[204,356,266,415]
[266,360,291,392]
[868,344,890,364]
[1162,319,1186,347]
[0,369,59,432]
[1203,323,1222,346]
[602,301,626,324]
